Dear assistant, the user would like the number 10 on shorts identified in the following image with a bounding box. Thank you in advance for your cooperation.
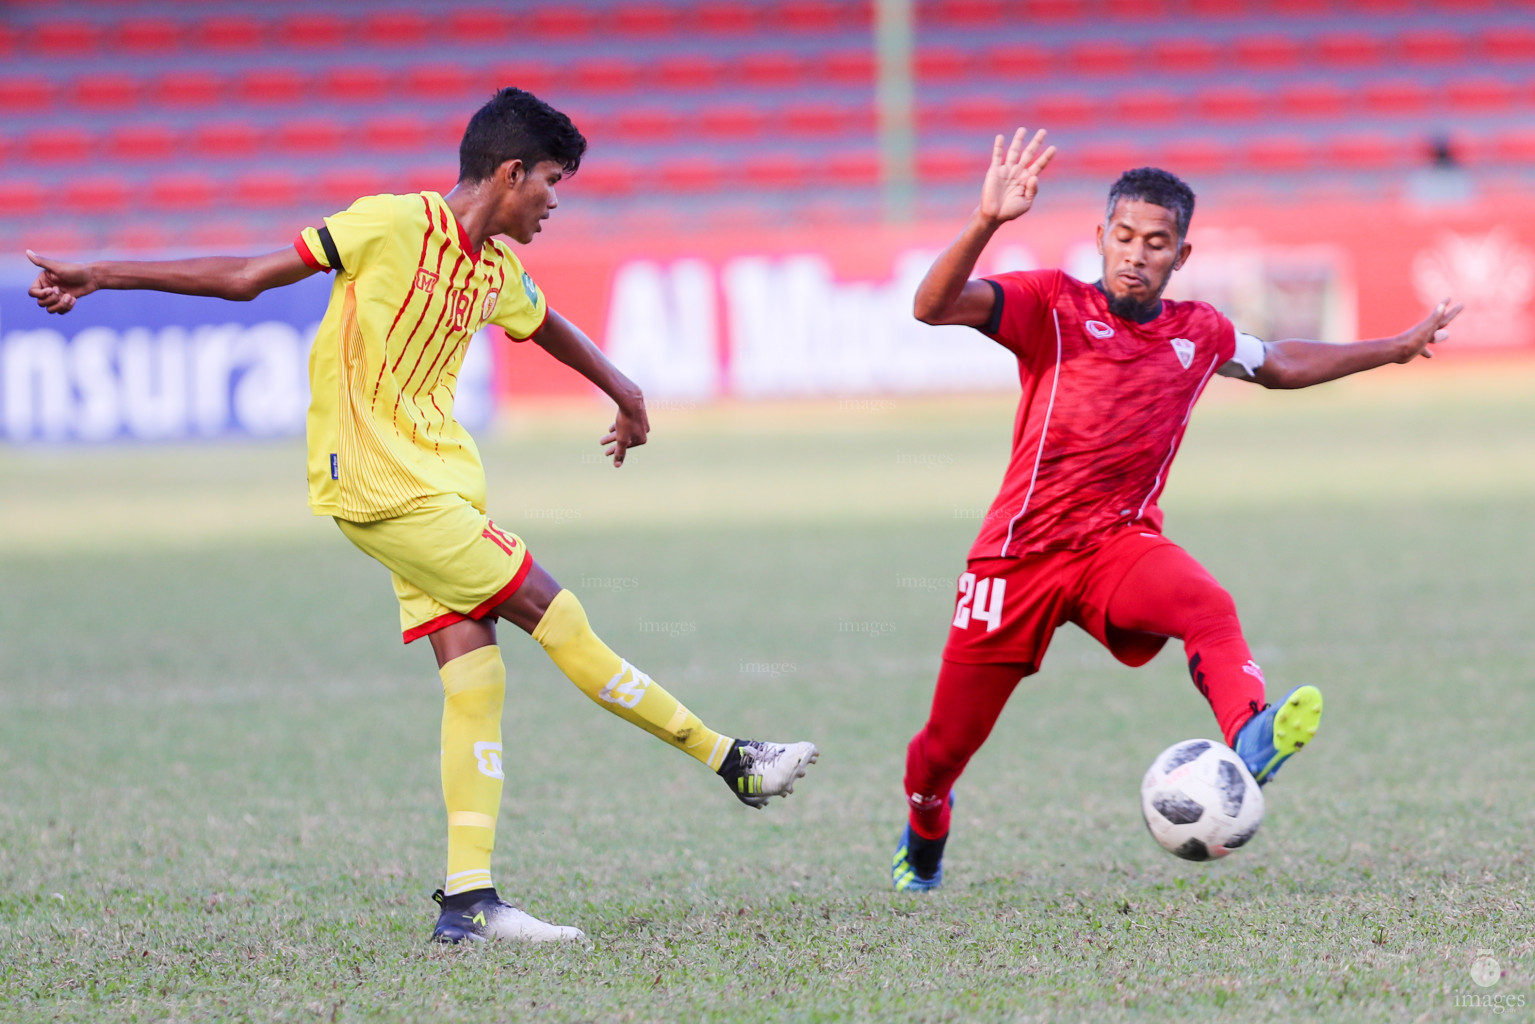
[953,573,1006,631]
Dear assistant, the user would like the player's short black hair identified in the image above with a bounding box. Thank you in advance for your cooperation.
[458,87,586,183]
[1105,167,1196,240]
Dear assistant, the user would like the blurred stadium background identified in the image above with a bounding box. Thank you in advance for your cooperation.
[1,0,1533,439]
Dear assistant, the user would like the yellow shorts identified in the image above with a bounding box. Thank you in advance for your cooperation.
[335,493,532,644]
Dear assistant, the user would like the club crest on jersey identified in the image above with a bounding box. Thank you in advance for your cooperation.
[1085,319,1115,339]
[414,268,439,295]
[481,289,499,321]
[1170,337,1195,368]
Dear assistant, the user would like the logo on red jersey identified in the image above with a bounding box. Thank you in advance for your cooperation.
[1170,337,1195,368]
[414,268,439,295]
[1085,319,1115,339]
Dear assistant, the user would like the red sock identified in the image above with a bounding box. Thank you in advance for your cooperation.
[1106,545,1265,746]
[904,660,1028,839]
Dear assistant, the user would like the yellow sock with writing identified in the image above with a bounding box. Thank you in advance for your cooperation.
[532,589,731,770]
[439,645,505,896]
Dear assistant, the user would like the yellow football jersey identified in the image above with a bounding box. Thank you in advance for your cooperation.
[295,191,546,521]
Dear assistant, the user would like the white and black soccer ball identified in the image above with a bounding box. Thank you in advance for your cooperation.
[1140,739,1264,861]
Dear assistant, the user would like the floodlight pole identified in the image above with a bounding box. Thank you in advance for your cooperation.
[874,0,916,223]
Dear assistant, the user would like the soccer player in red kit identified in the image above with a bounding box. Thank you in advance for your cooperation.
[892,128,1463,890]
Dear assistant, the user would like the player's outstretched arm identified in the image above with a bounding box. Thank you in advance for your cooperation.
[1240,300,1463,390]
[26,247,319,314]
[914,128,1056,328]
[532,308,649,467]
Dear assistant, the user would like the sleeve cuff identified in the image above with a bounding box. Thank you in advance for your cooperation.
[293,233,329,273]
[507,304,549,343]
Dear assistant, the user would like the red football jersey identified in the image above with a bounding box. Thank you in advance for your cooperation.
[970,269,1236,559]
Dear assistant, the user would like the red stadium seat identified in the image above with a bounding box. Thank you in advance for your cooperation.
[0,76,54,111]
[407,65,478,100]
[74,74,140,110]
[1104,0,1169,20]
[237,69,307,105]
[1117,89,1185,122]
[1071,143,1144,178]
[917,146,980,182]
[929,95,1012,134]
[322,67,391,103]
[743,152,813,191]
[35,22,101,55]
[700,105,769,139]
[63,175,132,215]
[1482,26,1535,62]
[573,58,641,93]
[317,169,392,207]
[1233,35,1302,70]
[826,150,879,186]
[149,173,218,212]
[656,55,726,91]
[782,101,874,136]
[109,223,175,254]
[1027,0,1089,20]
[739,51,809,89]
[24,128,93,163]
[235,170,304,209]
[193,121,263,158]
[529,7,597,36]
[613,4,683,35]
[108,124,179,162]
[988,43,1052,78]
[823,50,875,85]
[927,0,1006,26]
[1493,128,1535,164]
[1196,85,1266,120]
[1323,134,1410,171]
[489,61,558,96]
[276,119,347,154]
[694,2,759,33]
[1362,79,1433,117]
[192,221,261,251]
[659,155,726,193]
[1030,92,1098,127]
[444,8,518,41]
[1152,37,1219,72]
[0,23,15,58]
[359,116,433,151]
[610,107,685,142]
[1162,137,1232,176]
[916,48,973,82]
[1278,82,1349,119]
[400,163,457,194]
[564,157,642,197]
[16,225,94,256]
[118,18,183,51]
[777,1,860,32]
[366,11,433,46]
[198,17,265,50]
[278,14,347,49]
[1066,41,1138,77]
[1243,135,1313,173]
[1316,33,1386,67]
[1187,0,1251,15]
[154,71,224,107]
[0,180,46,217]
[1446,78,1517,113]
[1400,30,1465,64]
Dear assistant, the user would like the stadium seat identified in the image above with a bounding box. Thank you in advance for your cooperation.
[928,95,1012,134]
[236,170,304,209]
[1243,135,1313,173]
[0,180,45,217]
[738,51,809,89]
[192,221,261,251]
[1187,0,1251,15]
[1066,41,1138,78]
[1072,143,1145,179]
[109,223,175,254]
[1279,82,1349,119]
[1162,137,1232,176]
[927,0,1006,27]
[35,22,101,55]
[743,152,814,191]
[154,71,224,107]
[656,55,727,91]
[563,157,642,197]
[276,119,348,155]
[782,101,873,136]
[74,74,140,109]
[573,58,642,93]
[237,69,307,105]
[1399,30,1465,64]
[1447,78,1517,113]
[193,121,263,158]
[917,146,980,182]
[444,8,518,41]
[489,61,557,96]
[1030,92,1098,126]
[1316,32,1387,68]
[659,155,727,193]
[826,150,879,186]
[694,2,759,33]
[1493,128,1535,164]
[823,50,875,85]
[148,173,218,212]
[322,67,391,103]
[1196,85,1266,120]
[1104,0,1170,20]
[988,43,1052,78]
[1482,26,1535,62]
[530,7,597,36]
[700,105,770,139]
[63,175,133,215]
[198,17,265,50]
[108,124,179,162]
[119,18,184,51]
[777,1,862,32]
[610,107,686,142]
[316,169,392,207]
[1027,0,1089,21]
[277,14,347,49]
[916,48,974,83]
[1152,37,1220,71]
[1362,79,1433,117]
[366,11,433,47]
[359,116,433,151]
[1324,133,1411,171]
[1116,89,1185,122]
[614,4,684,35]
[407,64,478,100]
[1233,34,1302,70]
[23,128,93,163]
[0,76,54,111]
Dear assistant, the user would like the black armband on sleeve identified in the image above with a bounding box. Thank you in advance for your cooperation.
[317,226,343,273]
[980,278,1004,335]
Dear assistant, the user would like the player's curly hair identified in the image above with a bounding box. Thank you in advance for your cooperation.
[458,87,586,183]
[1106,167,1196,240]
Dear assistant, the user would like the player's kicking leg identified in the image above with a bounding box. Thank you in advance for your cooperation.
[1100,535,1323,786]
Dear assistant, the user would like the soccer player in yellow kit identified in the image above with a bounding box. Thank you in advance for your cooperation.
[26,88,818,944]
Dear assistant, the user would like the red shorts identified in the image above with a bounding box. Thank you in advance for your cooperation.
[942,527,1179,673]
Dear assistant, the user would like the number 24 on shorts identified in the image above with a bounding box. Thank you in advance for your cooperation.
[953,573,1007,631]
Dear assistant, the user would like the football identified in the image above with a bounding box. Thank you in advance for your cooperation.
[1141,739,1264,861]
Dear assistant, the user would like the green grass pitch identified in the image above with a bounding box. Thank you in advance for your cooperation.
[1,363,1532,1023]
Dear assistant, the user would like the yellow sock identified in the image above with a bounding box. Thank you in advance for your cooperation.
[532,589,732,769]
[439,645,505,896]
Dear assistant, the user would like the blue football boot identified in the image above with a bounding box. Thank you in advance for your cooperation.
[1233,685,1323,785]
[892,794,953,892]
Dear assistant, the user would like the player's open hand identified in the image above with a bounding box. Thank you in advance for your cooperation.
[1397,298,1463,361]
[601,394,650,467]
[979,128,1056,226]
[26,250,96,314]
